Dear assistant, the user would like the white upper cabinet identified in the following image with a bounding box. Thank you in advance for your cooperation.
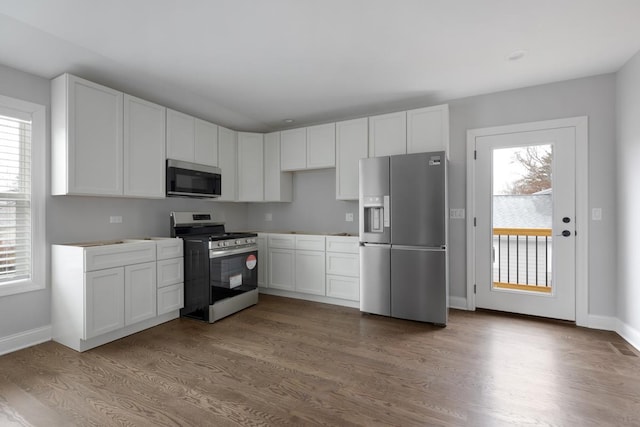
[368,111,407,157]
[306,123,336,169]
[52,73,124,196]
[166,109,195,162]
[194,119,219,166]
[264,132,292,202]
[217,126,238,201]
[123,95,166,198]
[407,104,449,157]
[166,109,218,166]
[281,124,336,171]
[237,132,264,202]
[336,118,368,200]
[280,127,307,171]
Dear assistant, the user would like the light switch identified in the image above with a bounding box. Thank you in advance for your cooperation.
[109,215,122,224]
[265,213,273,222]
[345,213,354,222]
[592,208,602,221]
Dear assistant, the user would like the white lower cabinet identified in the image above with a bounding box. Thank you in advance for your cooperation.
[295,250,325,295]
[260,233,358,306]
[269,247,295,291]
[52,239,183,352]
[155,239,184,316]
[325,236,360,302]
[85,267,125,339]
[157,283,184,315]
[125,261,157,326]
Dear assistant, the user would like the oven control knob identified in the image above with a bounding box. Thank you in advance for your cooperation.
[222,241,229,247]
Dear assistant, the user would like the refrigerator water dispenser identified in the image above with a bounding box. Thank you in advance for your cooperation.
[363,195,389,233]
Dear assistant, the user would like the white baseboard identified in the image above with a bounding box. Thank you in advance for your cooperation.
[586,314,617,331]
[448,296,468,310]
[0,325,51,356]
[617,319,640,352]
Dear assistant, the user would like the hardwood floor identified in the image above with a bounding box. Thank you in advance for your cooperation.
[1,294,639,426]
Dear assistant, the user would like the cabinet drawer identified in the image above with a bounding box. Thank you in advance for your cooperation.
[268,234,295,249]
[326,275,359,301]
[326,252,359,277]
[157,258,184,288]
[156,238,183,260]
[84,242,155,272]
[157,283,184,315]
[326,236,359,253]
[295,235,325,251]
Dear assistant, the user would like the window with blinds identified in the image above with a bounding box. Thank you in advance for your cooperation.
[0,113,31,284]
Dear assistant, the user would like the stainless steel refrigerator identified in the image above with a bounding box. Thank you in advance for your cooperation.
[359,151,448,325]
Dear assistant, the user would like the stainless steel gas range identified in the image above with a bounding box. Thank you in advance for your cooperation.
[170,211,258,323]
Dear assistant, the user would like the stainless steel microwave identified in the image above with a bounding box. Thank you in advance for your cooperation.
[166,159,222,199]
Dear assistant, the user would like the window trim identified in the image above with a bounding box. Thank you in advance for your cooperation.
[0,94,45,297]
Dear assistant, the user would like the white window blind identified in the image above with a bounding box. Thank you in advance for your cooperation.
[0,112,31,285]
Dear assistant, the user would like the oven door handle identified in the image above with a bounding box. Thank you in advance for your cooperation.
[210,245,257,258]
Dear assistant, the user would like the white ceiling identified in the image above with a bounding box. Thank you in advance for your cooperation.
[1,0,639,132]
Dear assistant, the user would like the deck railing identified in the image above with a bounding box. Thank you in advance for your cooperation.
[492,227,552,293]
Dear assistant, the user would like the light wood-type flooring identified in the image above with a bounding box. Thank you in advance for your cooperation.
[1,294,639,426]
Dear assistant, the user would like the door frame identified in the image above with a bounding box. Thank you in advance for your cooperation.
[466,117,588,326]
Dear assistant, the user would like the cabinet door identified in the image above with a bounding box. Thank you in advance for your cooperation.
[336,118,368,200]
[407,105,449,156]
[62,74,124,196]
[123,95,166,198]
[85,267,125,339]
[217,126,237,201]
[306,123,336,169]
[195,118,219,166]
[124,261,157,325]
[257,234,268,288]
[166,109,195,162]
[237,132,264,201]
[326,275,359,301]
[280,128,307,171]
[326,252,359,277]
[295,250,325,295]
[157,257,184,287]
[369,111,407,157]
[157,283,184,315]
[264,132,292,202]
[268,248,295,291]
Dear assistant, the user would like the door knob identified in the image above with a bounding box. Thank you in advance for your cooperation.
[562,217,571,223]
[561,230,571,237]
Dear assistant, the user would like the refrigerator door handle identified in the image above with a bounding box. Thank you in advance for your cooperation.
[361,242,392,248]
[392,245,446,251]
[383,195,390,227]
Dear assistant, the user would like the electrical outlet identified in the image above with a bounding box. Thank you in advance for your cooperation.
[109,215,122,224]
[265,213,273,222]
[450,209,465,219]
[345,213,354,222]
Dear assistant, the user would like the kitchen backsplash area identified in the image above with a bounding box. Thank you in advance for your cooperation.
[47,195,249,244]
[246,168,359,234]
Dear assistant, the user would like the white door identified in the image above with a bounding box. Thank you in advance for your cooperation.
[473,126,576,320]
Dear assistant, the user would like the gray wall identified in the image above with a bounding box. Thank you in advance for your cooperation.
[247,168,359,234]
[0,64,249,339]
[616,50,640,334]
[447,74,617,316]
